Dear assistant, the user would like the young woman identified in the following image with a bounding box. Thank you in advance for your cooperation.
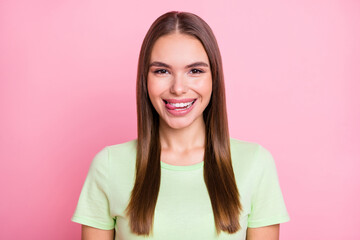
[72,11,290,240]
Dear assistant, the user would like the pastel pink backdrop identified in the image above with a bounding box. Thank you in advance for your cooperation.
[1,0,359,239]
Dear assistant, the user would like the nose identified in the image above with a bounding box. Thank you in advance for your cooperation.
[170,73,188,95]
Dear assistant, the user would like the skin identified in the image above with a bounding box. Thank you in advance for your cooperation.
[81,225,114,240]
[81,33,280,239]
[247,224,280,240]
[147,33,212,165]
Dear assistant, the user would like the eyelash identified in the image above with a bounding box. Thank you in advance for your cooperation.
[153,69,169,75]
[152,68,204,75]
[189,69,204,74]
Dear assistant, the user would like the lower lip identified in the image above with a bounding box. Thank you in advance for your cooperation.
[165,100,196,116]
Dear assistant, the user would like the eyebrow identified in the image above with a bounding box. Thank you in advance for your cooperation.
[149,61,171,68]
[149,61,209,69]
[185,62,209,68]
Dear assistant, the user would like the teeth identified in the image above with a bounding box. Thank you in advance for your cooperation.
[170,101,193,108]
[174,103,193,111]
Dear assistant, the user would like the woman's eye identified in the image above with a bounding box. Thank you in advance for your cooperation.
[154,69,169,75]
[190,69,203,74]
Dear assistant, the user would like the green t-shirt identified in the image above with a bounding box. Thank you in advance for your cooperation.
[72,138,290,239]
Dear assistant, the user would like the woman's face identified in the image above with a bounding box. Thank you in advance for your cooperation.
[147,33,212,130]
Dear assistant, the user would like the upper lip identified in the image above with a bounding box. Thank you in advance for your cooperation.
[163,98,196,103]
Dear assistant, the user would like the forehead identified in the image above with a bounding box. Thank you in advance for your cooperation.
[150,33,209,65]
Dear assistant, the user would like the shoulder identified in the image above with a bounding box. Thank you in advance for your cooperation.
[106,139,137,157]
[106,140,137,178]
[90,139,137,170]
[230,138,275,175]
[230,138,273,161]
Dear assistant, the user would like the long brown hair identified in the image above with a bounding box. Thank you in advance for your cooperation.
[126,11,242,235]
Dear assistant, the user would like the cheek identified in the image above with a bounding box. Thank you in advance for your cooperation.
[206,80,213,96]
[202,78,213,106]
[147,74,172,97]
[147,77,164,110]
[197,76,212,98]
[147,77,158,98]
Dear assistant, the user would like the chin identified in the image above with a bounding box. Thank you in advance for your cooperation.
[162,118,194,130]
[166,122,191,130]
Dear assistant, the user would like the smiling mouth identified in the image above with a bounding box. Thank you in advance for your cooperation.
[163,99,197,110]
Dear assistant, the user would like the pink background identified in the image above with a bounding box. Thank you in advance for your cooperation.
[1,0,359,239]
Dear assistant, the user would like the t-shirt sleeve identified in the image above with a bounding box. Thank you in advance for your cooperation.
[71,147,115,230]
[247,145,290,228]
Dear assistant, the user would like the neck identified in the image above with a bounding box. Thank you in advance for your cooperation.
[159,118,206,152]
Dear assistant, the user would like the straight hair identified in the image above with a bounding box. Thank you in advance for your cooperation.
[125,11,242,235]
